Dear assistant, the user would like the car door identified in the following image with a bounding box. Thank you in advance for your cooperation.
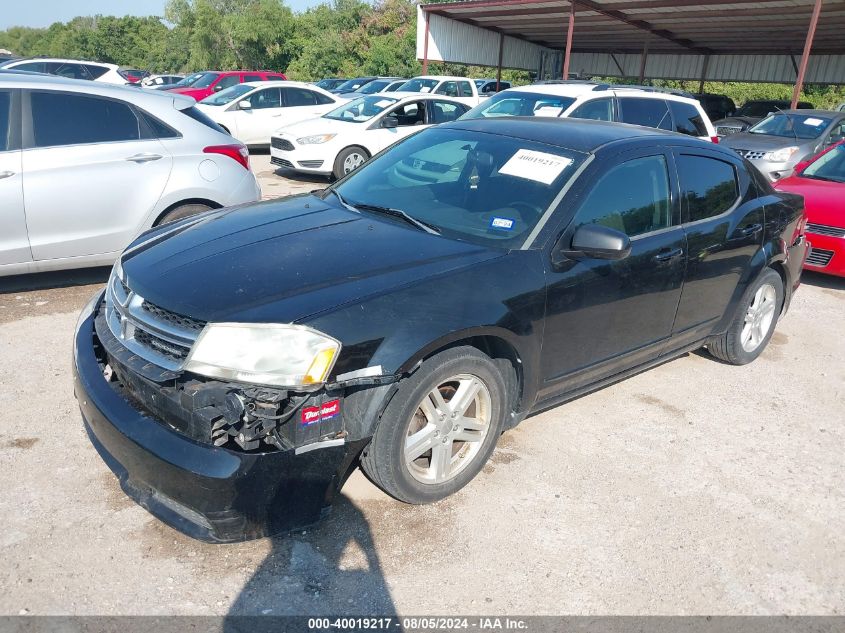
[539,149,687,399]
[21,90,173,261]
[281,86,336,126]
[669,148,763,349]
[427,99,469,124]
[567,97,615,122]
[0,89,29,266]
[366,100,430,153]
[616,96,674,132]
[234,87,283,145]
[457,80,477,106]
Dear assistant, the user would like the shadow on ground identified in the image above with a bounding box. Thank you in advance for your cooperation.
[225,492,396,621]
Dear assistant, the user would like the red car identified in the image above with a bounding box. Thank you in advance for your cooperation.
[775,140,845,276]
[168,70,287,101]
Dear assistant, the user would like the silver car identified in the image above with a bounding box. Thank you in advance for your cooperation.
[720,110,845,181]
[0,73,261,276]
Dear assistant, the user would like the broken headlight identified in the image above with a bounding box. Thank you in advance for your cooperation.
[183,323,341,389]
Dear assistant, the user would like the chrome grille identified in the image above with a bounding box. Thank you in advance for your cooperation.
[806,247,834,267]
[733,148,766,160]
[717,126,742,136]
[271,137,295,151]
[104,268,204,370]
[806,222,845,238]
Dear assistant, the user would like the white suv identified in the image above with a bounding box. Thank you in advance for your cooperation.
[0,73,261,276]
[0,57,135,84]
[462,81,717,142]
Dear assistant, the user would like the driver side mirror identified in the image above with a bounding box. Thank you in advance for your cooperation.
[552,224,631,267]
[238,99,252,110]
[382,115,399,129]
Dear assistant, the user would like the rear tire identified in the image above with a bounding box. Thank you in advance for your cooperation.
[706,268,783,365]
[333,146,369,180]
[155,203,214,226]
[361,347,507,504]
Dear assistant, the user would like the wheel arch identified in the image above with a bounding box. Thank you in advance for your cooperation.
[152,198,222,227]
[394,327,528,426]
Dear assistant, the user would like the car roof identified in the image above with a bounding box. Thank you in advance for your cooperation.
[411,76,470,82]
[385,92,466,102]
[0,72,195,107]
[2,57,118,68]
[240,80,308,89]
[442,116,712,155]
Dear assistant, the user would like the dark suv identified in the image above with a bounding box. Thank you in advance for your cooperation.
[74,118,808,542]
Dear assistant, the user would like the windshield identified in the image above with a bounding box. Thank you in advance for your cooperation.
[736,101,789,118]
[200,84,253,106]
[749,113,830,139]
[397,78,439,93]
[802,143,845,183]
[355,80,392,95]
[334,77,373,92]
[333,127,586,249]
[461,91,577,119]
[323,95,399,122]
[191,72,221,88]
[169,72,204,88]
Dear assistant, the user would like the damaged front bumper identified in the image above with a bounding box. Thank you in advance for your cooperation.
[73,292,388,543]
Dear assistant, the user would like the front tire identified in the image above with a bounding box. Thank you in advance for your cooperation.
[361,347,508,504]
[333,146,369,179]
[707,268,783,365]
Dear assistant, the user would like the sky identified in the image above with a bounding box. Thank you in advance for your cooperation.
[0,0,323,29]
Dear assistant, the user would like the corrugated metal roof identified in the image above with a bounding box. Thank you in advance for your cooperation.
[419,0,845,82]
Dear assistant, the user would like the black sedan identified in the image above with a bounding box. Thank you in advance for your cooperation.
[74,118,808,542]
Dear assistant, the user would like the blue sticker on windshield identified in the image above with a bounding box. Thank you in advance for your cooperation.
[490,217,515,230]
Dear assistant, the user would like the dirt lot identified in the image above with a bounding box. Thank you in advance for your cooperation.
[0,152,843,617]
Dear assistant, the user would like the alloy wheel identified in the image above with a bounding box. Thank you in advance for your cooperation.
[741,283,777,352]
[404,374,492,484]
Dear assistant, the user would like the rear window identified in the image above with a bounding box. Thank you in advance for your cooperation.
[618,97,672,130]
[179,106,227,134]
[84,64,110,79]
[31,91,141,147]
[668,100,708,137]
[0,91,9,151]
[138,110,180,139]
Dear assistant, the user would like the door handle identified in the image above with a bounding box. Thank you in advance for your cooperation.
[653,247,684,263]
[734,223,763,238]
[0,170,14,180]
[125,153,163,163]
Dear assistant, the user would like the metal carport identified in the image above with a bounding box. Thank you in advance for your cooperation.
[417,0,845,107]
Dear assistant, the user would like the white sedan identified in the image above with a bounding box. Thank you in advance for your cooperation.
[269,93,469,179]
[196,81,343,148]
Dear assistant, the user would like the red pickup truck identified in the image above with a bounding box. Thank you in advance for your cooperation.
[168,70,287,101]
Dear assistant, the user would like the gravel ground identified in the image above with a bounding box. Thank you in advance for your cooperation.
[0,153,843,617]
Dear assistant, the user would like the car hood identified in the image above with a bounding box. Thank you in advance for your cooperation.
[120,195,499,324]
[720,132,812,151]
[274,116,360,138]
[714,116,759,128]
[775,176,845,227]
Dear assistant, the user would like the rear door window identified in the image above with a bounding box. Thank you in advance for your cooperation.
[569,98,613,121]
[283,88,319,107]
[0,92,10,151]
[458,81,474,97]
[214,75,241,91]
[84,64,110,79]
[243,74,262,82]
[668,100,708,137]
[676,154,740,222]
[618,97,672,130]
[430,100,467,123]
[30,91,141,148]
[50,63,90,80]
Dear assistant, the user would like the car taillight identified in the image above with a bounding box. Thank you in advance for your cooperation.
[204,144,250,170]
[710,136,719,144]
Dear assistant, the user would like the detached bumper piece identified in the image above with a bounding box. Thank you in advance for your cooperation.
[74,307,362,543]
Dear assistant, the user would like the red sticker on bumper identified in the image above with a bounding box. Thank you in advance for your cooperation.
[301,399,341,426]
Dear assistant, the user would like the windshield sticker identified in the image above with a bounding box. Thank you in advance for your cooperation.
[375,99,394,108]
[499,149,573,185]
[490,217,515,230]
[802,117,825,126]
